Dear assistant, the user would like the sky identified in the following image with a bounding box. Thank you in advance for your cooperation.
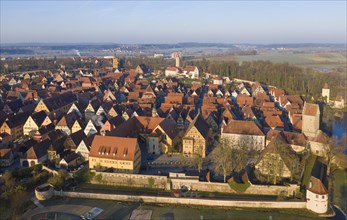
[0,1,346,44]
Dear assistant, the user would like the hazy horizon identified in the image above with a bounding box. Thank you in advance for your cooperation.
[1,1,346,44]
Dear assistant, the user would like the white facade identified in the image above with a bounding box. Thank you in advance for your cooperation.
[334,96,345,109]
[183,67,199,79]
[76,140,90,160]
[221,133,265,151]
[147,136,161,155]
[309,141,326,157]
[84,120,97,137]
[306,189,328,214]
[23,116,38,136]
[302,104,320,138]
[322,88,330,103]
[165,69,179,77]
[213,79,223,85]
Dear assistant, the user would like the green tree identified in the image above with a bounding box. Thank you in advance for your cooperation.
[94,174,103,184]
[74,170,95,184]
[147,177,155,188]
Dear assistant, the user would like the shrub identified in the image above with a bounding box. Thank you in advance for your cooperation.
[228,180,251,193]
[74,170,95,184]
[148,177,155,188]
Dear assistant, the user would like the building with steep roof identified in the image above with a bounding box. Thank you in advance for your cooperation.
[222,120,265,151]
[89,135,141,173]
[306,176,328,214]
[182,114,210,158]
[255,136,301,184]
[321,83,330,103]
[302,103,320,138]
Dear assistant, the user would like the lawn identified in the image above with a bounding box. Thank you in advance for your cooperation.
[41,197,321,220]
[332,169,347,213]
[301,154,317,188]
[228,181,251,193]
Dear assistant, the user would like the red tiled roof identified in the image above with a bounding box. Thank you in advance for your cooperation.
[308,176,328,195]
[223,120,264,136]
[303,103,319,116]
[89,135,137,161]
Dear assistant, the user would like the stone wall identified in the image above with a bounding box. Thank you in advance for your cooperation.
[91,171,168,189]
[54,190,306,209]
[35,184,54,200]
[90,171,299,196]
[171,179,299,197]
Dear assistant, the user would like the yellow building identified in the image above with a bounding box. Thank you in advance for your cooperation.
[89,135,141,173]
[182,114,210,158]
[1,113,29,140]
[34,93,77,118]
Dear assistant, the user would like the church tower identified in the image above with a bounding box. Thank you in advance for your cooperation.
[322,83,330,103]
[172,52,181,67]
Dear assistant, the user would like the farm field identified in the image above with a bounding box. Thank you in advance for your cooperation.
[206,52,347,72]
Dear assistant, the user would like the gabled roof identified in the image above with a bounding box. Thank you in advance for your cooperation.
[156,119,179,139]
[108,115,125,127]
[185,114,209,139]
[256,136,299,173]
[25,139,50,159]
[303,103,319,116]
[70,130,87,147]
[223,120,264,136]
[308,176,328,195]
[5,112,30,128]
[43,92,77,111]
[0,148,13,159]
[89,135,138,161]
[31,110,48,126]
[61,151,80,163]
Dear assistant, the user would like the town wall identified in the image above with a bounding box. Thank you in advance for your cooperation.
[171,179,299,196]
[90,171,299,197]
[90,171,168,189]
[54,191,306,209]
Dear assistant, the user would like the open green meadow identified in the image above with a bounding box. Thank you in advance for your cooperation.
[206,52,346,72]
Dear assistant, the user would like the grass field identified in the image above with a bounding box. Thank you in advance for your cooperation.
[41,197,321,220]
[206,52,347,72]
[332,169,347,213]
[302,155,317,187]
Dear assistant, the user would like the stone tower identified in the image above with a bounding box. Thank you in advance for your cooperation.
[172,52,181,67]
[322,83,330,103]
[302,103,320,138]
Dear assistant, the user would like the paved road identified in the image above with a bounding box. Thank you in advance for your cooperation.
[332,205,346,220]
[21,205,92,220]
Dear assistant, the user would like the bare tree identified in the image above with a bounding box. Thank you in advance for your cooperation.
[233,139,255,173]
[322,135,346,176]
[212,138,233,182]
[193,145,204,173]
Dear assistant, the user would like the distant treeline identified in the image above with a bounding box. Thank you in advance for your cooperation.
[0,49,34,55]
[186,59,346,100]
